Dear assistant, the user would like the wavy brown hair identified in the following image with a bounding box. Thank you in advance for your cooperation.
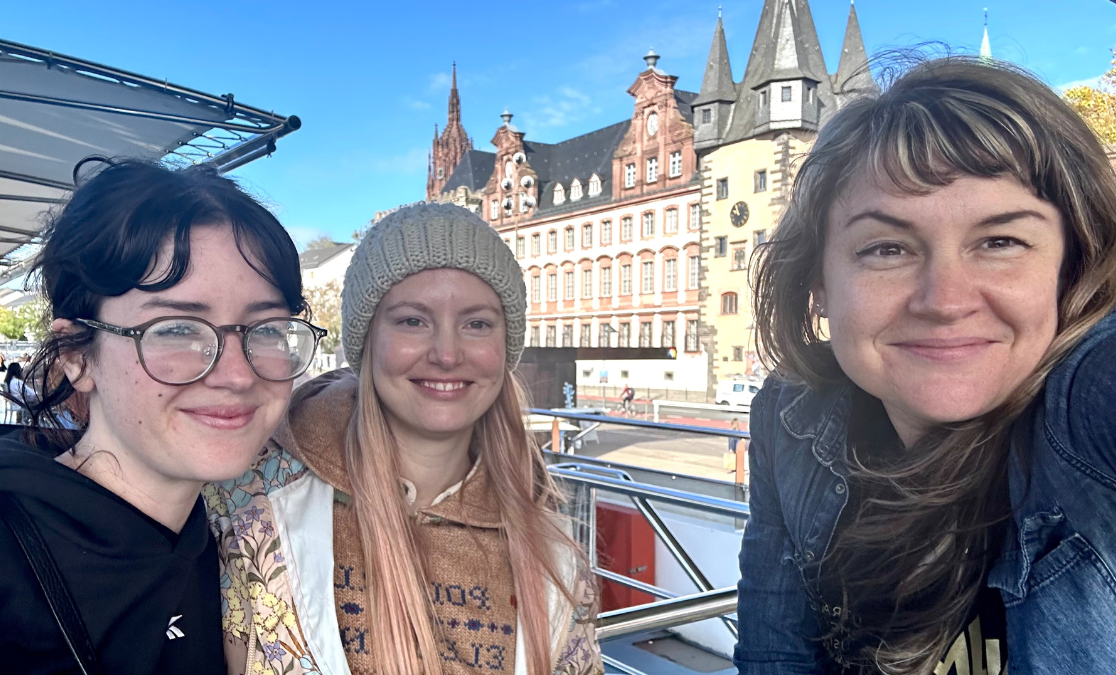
[751,57,1116,673]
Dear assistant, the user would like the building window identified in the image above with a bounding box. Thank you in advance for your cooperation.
[689,203,701,230]
[491,200,499,219]
[601,266,612,296]
[624,163,636,188]
[760,89,769,107]
[531,275,541,303]
[599,324,612,347]
[662,320,675,348]
[565,226,575,250]
[664,370,674,381]
[641,260,654,294]
[589,174,602,197]
[716,178,729,200]
[553,183,565,205]
[619,323,631,348]
[732,247,748,271]
[517,237,526,259]
[646,157,659,183]
[582,223,592,247]
[806,85,815,103]
[531,233,540,256]
[642,212,655,238]
[755,169,767,193]
[562,325,573,347]
[665,208,678,234]
[581,323,592,347]
[570,179,583,201]
[546,324,557,347]
[530,325,540,347]
[664,258,677,291]
[548,230,557,253]
[519,194,529,213]
[620,369,629,379]
[754,229,768,247]
[601,219,612,245]
[565,270,575,300]
[669,151,682,178]
[639,321,653,347]
[714,236,728,257]
[582,268,592,299]
[685,320,699,352]
[721,292,738,314]
[547,273,557,302]
[621,216,633,241]
[688,255,700,289]
[620,264,632,295]
[781,85,792,102]
[437,167,445,179]
[732,346,744,361]
[701,108,712,125]
[583,368,592,378]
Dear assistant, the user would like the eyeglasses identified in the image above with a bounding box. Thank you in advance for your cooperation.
[76,316,328,386]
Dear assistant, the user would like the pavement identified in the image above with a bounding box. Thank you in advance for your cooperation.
[570,420,748,483]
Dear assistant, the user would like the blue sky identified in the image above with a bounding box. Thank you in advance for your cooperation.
[6,0,1116,247]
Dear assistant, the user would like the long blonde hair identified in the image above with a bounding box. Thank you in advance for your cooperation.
[752,57,1116,673]
[343,353,583,675]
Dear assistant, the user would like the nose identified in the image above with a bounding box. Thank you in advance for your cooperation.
[907,253,983,323]
[203,333,256,390]
[427,325,464,369]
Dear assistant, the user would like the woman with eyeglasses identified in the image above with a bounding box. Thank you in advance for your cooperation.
[0,160,324,675]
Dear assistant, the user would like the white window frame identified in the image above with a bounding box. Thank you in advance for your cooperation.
[582,223,592,248]
[554,183,565,205]
[601,219,612,245]
[689,203,701,230]
[548,230,557,253]
[664,258,677,292]
[548,273,558,302]
[570,179,582,201]
[621,216,633,241]
[601,266,612,296]
[646,157,659,183]
[565,270,575,300]
[588,174,602,196]
[624,163,636,188]
[582,268,592,299]
[531,233,540,256]
[531,275,540,303]
[688,255,699,289]
[639,321,653,348]
[517,237,525,259]
[641,260,654,294]
[490,200,499,219]
[665,208,678,234]
[565,227,575,250]
[669,151,682,178]
[621,264,632,295]
[642,211,654,238]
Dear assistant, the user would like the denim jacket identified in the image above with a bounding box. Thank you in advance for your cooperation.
[734,312,1116,674]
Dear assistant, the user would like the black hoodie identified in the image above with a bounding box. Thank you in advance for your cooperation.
[0,433,224,674]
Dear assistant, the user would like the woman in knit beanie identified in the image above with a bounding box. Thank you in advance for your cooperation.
[207,202,603,675]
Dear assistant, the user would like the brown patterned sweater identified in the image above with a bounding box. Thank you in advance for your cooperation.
[276,370,519,674]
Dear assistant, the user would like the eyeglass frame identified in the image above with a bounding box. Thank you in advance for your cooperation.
[75,315,328,386]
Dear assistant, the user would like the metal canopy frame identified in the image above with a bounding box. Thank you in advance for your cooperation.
[0,38,301,273]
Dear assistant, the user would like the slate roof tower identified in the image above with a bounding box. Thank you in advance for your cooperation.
[834,1,879,105]
[693,13,736,151]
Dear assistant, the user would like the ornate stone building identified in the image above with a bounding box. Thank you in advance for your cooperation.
[693,0,875,385]
[426,64,474,202]
[427,53,708,392]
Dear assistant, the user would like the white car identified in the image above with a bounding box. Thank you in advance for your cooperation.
[715,379,761,407]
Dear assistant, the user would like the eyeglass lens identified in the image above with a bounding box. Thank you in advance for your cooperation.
[139,318,317,384]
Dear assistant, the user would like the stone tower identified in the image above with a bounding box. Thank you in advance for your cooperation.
[427,63,474,201]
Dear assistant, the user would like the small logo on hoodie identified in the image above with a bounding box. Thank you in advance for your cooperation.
[166,615,185,640]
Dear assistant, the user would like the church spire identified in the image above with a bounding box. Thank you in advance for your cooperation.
[834,0,877,103]
[427,63,473,201]
[448,62,461,124]
[693,14,736,106]
[980,9,992,60]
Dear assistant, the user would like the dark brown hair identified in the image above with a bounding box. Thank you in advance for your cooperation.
[752,57,1116,672]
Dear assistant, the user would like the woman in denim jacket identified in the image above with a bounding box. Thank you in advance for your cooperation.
[736,57,1116,674]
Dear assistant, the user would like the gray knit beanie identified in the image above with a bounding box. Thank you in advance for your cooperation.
[341,202,527,373]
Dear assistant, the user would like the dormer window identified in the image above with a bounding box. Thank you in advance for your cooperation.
[806,85,815,103]
[702,108,711,125]
[570,179,583,201]
[759,89,769,108]
[588,174,601,197]
[553,183,565,205]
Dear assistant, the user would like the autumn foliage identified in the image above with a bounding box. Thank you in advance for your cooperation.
[1063,46,1116,144]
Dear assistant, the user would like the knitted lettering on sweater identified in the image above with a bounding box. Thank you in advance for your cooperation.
[276,369,518,674]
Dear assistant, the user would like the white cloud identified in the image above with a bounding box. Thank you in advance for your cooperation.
[1057,75,1103,92]
[404,97,432,110]
[428,71,452,93]
[518,87,601,130]
[285,225,331,250]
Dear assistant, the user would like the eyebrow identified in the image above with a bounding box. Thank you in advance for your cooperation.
[139,298,289,314]
[845,209,1050,230]
[383,301,502,316]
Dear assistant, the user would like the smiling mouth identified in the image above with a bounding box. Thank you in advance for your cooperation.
[414,380,470,392]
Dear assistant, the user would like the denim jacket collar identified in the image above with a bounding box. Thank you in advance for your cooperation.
[780,378,855,471]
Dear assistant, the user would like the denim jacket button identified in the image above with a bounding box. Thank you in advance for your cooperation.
[805,550,815,562]
[835,484,846,495]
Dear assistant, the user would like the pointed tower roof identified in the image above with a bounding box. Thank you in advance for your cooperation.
[448,62,462,123]
[980,9,992,60]
[834,1,878,99]
[747,0,828,87]
[693,15,736,106]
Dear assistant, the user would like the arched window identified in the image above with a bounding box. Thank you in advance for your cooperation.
[588,173,602,197]
[570,179,583,201]
[553,183,565,205]
[721,292,738,315]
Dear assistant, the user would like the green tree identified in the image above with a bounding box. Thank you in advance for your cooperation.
[16,297,51,343]
[304,280,342,355]
[304,235,338,251]
[1064,46,1116,143]
[0,307,25,341]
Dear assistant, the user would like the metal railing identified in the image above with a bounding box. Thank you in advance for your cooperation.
[534,408,750,670]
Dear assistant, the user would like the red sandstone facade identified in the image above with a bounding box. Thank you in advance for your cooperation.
[426,64,473,201]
